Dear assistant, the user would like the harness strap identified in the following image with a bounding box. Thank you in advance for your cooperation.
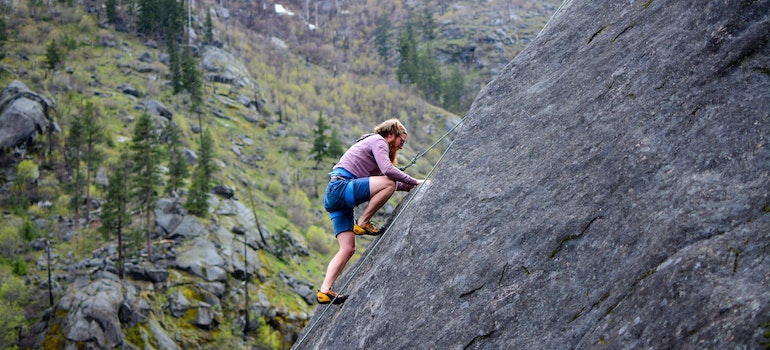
[329,167,356,180]
[344,180,355,208]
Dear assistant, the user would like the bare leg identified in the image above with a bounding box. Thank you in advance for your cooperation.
[358,176,396,226]
[320,231,356,292]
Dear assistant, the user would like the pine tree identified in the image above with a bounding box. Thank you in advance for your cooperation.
[420,4,436,40]
[136,0,185,40]
[199,128,216,180]
[136,0,159,35]
[185,165,209,217]
[416,45,442,103]
[182,48,203,111]
[205,8,214,44]
[164,121,189,196]
[81,101,104,225]
[129,112,164,261]
[168,39,183,94]
[442,66,465,113]
[100,149,132,279]
[106,0,118,25]
[165,0,186,40]
[396,19,418,85]
[310,112,330,168]
[65,109,84,231]
[374,14,392,63]
[185,129,216,217]
[44,39,62,77]
[0,17,8,60]
[328,128,344,159]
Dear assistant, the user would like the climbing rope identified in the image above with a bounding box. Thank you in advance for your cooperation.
[292,117,466,349]
[399,117,465,171]
[538,0,572,37]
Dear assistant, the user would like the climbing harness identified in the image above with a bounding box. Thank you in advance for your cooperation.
[327,168,358,221]
[399,117,465,171]
[292,117,465,349]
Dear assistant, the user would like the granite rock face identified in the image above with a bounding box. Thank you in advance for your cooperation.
[297,1,770,349]
[0,80,55,149]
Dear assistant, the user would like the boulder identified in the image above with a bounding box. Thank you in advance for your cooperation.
[126,264,169,283]
[212,224,261,279]
[0,80,54,149]
[278,271,316,305]
[140,99,173,120]
[174,237,227,282]
[212,184,235,199]
[194,302,216,330]
[297,1,770,349]
[166,215,206,239]
[119,83,142,97]
[201,47,254,87]
[56,277,125,349]
[139,51,154,63]
[168,291,190,318]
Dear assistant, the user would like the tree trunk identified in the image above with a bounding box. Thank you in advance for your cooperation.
[145,190,153,261]
[118,220,124,279]
[47,240,53,306]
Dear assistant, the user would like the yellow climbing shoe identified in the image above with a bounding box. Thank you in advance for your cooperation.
[317,289,347,304]
[353,222,381,236]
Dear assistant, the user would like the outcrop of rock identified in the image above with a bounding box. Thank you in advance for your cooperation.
[0,80,55,149]
[297,1,770,349]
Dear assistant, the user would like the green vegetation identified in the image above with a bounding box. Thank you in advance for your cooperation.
[130,112,164,259]
[0,16,8,60]
[0,271,27,348]
[185,129,217,217]
[310,112,344,168]
[100,148,132,279]
[44,39,63,76]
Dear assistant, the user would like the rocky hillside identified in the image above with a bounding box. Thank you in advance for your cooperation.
[296,0,770,348]
[0,0,560,349]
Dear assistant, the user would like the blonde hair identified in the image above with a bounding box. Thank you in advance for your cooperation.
[374,119,407,138]
[374,119,407,165]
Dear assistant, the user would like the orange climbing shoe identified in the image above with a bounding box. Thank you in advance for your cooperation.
[353,222,381,236]
[317,289,347,304]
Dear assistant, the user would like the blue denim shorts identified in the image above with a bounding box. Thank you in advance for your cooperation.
[324,177,371,236]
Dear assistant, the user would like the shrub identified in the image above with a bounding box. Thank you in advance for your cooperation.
[77,14,94,33]
[20,217,39,242]
[14,160,39,195]
[306,225,330,255]
[287,189,310,230]
[0,222,19,257]
[11,259,26,276]
[17,23,36,44]
[266,179,283,200]
[0,273,26,348]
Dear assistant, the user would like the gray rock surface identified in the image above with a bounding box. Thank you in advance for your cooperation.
[174,237,228,282]
[168,290,191,318]
[0,80,54,149]
[57,277,125,348]
[201,47,254,87]
[140,99,173,120]
[297,1,770,349]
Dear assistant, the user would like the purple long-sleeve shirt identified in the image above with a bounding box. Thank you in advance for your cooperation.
[333,134,418,191]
